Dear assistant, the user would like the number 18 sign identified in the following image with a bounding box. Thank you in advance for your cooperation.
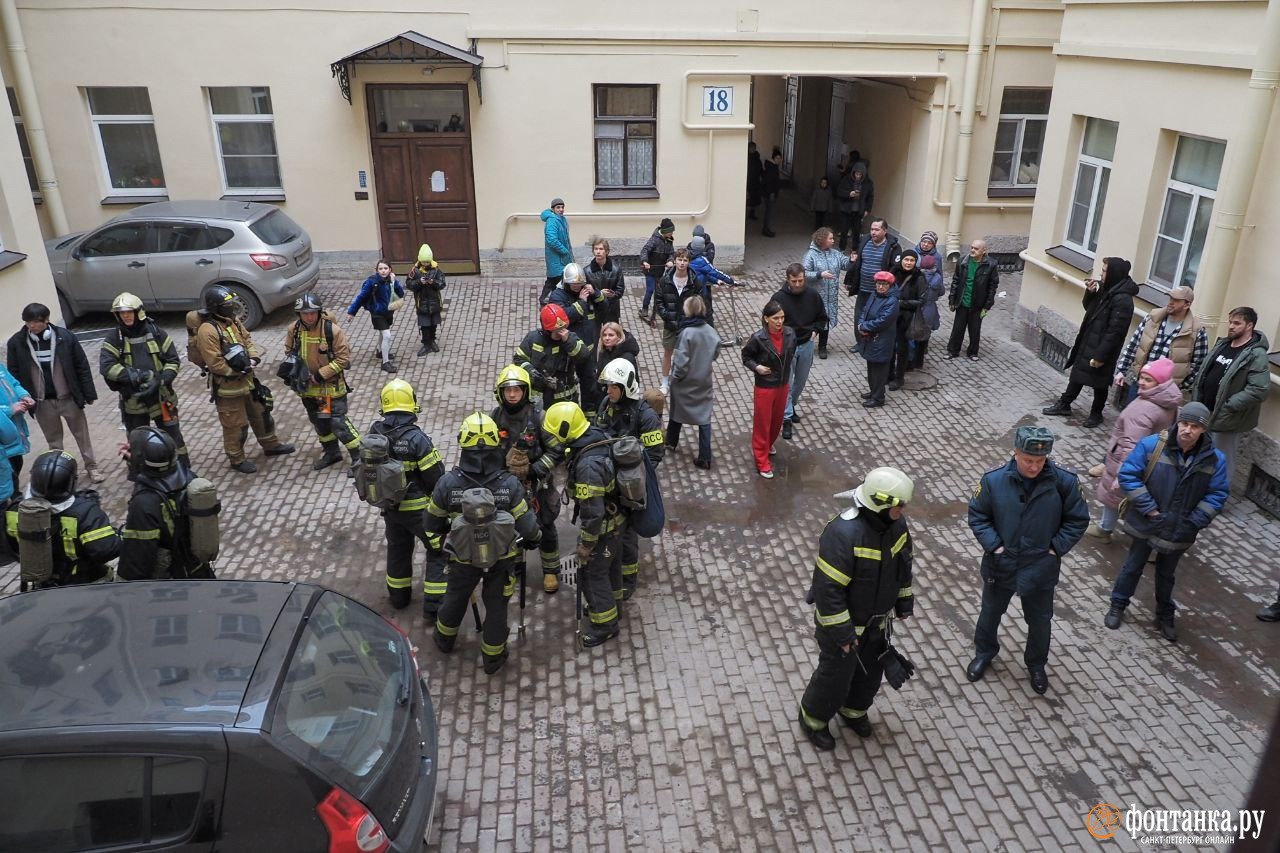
[702,86,734,116]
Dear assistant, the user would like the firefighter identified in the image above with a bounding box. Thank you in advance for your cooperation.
[283,293,361,471]
[594,357,664,599]
[798,467,916,750]
[546,262,604,395]
[6,449,119,587]
[99,291,188,465]
[194,285,294,473]
[117,427,212,580]
[514,304,594,411]
[491,363,564,593]
[544,401,626,647]
[368,379,446,615]
[427,412,541,674]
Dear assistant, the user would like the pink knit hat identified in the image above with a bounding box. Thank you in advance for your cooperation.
[1140,357,1174,384]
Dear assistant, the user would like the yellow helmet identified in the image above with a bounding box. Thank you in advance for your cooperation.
[458,411,501,448]
[494,364,532,404]
[543,401,590,443]
[417,243,435,266]
[110,291,146,321]
[379,379,419,415]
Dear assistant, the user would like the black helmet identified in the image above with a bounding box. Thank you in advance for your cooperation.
[29,450,78,503]
[294,292,323,313]
[127,427,188,491]
[205,285,239,319]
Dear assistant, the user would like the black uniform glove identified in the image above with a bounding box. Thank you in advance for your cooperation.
[136,372,161,404]
[125,367,152,390]
[543,374,560,393]
[879,647,915,690]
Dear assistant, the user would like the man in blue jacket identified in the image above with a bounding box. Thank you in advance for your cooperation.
[966,426,1089,694]
[1104,402,1228,642]
[540,198,574,304]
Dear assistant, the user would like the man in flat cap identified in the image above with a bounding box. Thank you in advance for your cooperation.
[965,426,1089,694]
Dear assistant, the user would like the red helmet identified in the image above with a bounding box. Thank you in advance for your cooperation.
[540,304,569,331]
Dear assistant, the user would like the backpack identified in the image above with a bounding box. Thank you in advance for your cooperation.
[353,431,410,510]
[609,436,647,510]
[444,487,518,570]
[185,311,209,370]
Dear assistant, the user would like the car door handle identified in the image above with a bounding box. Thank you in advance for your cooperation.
[127,261,146,268]
[195,258,214,266]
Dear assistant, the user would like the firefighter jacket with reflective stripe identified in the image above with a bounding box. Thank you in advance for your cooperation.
[593,397,665,467]
[6,492,120,584]
[368,413,444,513]
[424,459,541,561]
[514,329,592,396]
[492,400,560,483]
[809,509,914,647]
[118,483,203,580]
[99,320,181,415]
[566,427,622,548]
[283,313,352,399]
[195,316,261,397]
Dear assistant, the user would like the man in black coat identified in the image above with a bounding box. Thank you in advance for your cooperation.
[834,162,875,251]
[6,302,102,482]
[1043,257,1139,427]
[760,149,782,237]
[945,239,1000,362]
[771,262,828,440]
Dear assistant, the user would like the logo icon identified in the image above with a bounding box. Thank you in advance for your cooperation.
[1087,804,1122,840]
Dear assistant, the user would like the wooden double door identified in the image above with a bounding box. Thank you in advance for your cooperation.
[368,85,479,273]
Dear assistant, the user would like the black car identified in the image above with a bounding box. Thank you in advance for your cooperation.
[0,581,437,852]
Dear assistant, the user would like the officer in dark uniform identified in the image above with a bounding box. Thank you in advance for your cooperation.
[99,291,188,465]
[368,379,445,615]
[491,364,564,593]
[798,468,916,750]
[118,427,209,581]
[544,401,626,648]
[593,357,664,599]
[427,412,541,675]
[514,304,594,411]
[6,449,119,588]
[966,426,1089,695]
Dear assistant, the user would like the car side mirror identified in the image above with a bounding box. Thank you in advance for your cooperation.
[71,248,82,261]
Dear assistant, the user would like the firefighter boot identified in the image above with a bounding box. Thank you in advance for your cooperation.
[543,572,560,594]
[312,443,343,471]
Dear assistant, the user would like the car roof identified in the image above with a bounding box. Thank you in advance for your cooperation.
[0,581,301,731]
[111,200,276,223]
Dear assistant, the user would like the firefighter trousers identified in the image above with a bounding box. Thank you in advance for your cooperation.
[214,393,282,464]
[534,483,560,575]
[383,509,445,610]
[301,396,361,458]
[435,558,516,662]
[800,626,888,730]
[620,526,640,589]
[582,518,624,637]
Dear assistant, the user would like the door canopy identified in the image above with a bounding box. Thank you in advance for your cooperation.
[331,32,484,104]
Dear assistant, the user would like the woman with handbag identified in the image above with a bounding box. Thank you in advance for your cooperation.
[347,259,405,373]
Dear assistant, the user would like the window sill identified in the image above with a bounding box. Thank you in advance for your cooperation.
[101,194,168,205]
[0,250,28,273]
[1045,244,1094,273]
[1136,283,1171,309]
[1269,352,1280,370]
[986,186,1036,198]
[593,187,659,200]
[221,192,286,203]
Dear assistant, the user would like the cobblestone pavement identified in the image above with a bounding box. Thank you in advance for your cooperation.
[4,196,1276,851]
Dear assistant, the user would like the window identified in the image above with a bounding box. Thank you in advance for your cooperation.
[7,88,38,194]
[208,86,282,192]
[593,85,656,190]
[87,87,166,195]
[1150,135,1225,289]
[1064,118,1118,255]
[152,223,229,253]
[371,87,466,134]
[216,613,262,643]
[80,223,150,258]
[988,88,1051,191]
[152,614,187,647]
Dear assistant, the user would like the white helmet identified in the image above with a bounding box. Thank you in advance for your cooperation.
[562,262,586,286]
[598,357,640,400]
[836,467,915,513]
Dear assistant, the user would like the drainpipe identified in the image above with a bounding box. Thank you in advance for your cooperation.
[943,0,991,260]
[1189,0,1280,334]
[1,0,68,235]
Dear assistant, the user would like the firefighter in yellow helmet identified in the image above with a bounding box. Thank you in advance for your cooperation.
[426,412,540,674]
[406,243,447,356]
[367,379,445,614]
[491,364,564,593]
[282,293,361,471]
[99,292,189,465]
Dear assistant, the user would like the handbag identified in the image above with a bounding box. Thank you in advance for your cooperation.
[908,308,931,341]
[1117,435,1167,518]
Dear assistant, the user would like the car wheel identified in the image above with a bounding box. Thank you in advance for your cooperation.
[223,285,264,330]
[57,290,79,326]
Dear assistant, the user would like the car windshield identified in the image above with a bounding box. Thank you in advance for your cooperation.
[270,592,408,794]
[249,209,302,246]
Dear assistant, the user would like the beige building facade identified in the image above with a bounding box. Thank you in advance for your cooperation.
[0,61,57,325]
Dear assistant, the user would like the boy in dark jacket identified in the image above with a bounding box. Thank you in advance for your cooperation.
[640,218,676,323]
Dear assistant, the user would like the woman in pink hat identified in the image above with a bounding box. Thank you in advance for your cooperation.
[1087,357,1182,541]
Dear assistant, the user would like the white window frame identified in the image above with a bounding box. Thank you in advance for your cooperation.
[990,118,1047,189]
[7,88,39,197]
[1149,136,1223,289]
[1063,120,1116,257]
[87,88,166,197]
[208,87,282,193]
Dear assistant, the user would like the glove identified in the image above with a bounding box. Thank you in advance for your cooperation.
[523,534,542,551]
[544,375,560,393]
[505,446,531,481]
[125,367,152,390]
[575,542,593,564]
[879,647,915,690]
[136,372,162,404]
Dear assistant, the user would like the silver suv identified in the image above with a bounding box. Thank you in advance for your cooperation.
[45,201,319,329]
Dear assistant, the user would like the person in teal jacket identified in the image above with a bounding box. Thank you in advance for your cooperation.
[540,198,574,303]
[0,363,33,499]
